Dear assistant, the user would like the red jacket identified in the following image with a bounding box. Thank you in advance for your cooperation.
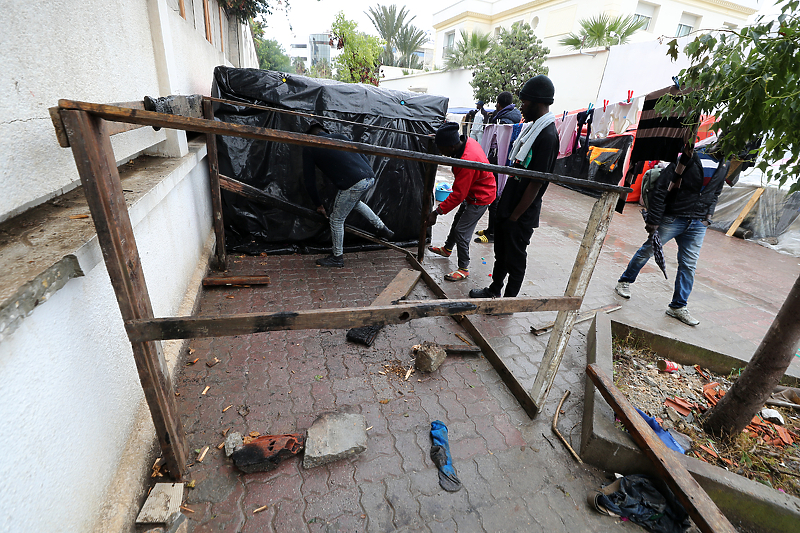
[436,138,497,215]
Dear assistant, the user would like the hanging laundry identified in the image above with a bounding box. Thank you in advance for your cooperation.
[590,105,613,139]
[555,113,578,158]
[630,86,696,163]
[480,124,516,195]
[572,109,594,154]
[611,96,642,134]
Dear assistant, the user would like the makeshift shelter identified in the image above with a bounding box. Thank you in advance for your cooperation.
[211,66,449,254]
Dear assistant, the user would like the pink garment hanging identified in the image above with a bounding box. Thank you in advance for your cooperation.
[555,114,578,158]
[480,124,515,195]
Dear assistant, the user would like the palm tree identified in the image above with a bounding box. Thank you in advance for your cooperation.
[366,4,414,66]
[560,13,647,50]
[395,25,428,69]
[443,29,492,70]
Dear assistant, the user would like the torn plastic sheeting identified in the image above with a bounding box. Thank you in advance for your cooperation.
[710,183,800,256]
[211,66,449,254]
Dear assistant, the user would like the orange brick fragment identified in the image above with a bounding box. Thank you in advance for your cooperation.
[699,444,719,458]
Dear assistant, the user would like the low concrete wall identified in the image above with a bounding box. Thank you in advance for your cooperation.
[582,313,800,533]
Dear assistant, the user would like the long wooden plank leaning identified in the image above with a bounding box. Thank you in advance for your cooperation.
[57,100,630,195]
[725,187,764,237]
[586,364,737,533]
[529,191,619,414]
[60,109,188,479]
[202,99,226,268]
[125,297,581,342]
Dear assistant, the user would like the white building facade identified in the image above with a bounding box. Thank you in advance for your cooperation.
[0,1,256,531]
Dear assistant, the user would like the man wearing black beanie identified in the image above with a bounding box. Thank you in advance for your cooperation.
[470,75,559,299]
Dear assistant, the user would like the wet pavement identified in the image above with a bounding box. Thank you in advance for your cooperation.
[175,181,800,532]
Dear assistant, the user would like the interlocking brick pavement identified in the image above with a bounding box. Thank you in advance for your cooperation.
[174,183,797,532]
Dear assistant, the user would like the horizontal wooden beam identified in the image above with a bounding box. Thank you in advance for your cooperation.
[202,275,271,286]
[125,297,581,342]
[586,364,737,533]
[57,99,631,194]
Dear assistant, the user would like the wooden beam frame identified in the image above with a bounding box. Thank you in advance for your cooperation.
[60,109,187,479]
[529,191,619,413]
[587,364,737,533]
[126,297,581,342]
[202,99,226,269]
[53,97,629,477]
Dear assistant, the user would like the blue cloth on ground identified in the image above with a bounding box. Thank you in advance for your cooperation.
[430,420,462,492]
[636,408,686,454]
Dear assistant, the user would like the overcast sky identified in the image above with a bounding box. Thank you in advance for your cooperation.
[259,0,782,54]
[260,0,441,52]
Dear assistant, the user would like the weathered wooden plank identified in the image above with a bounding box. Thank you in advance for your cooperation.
[206,96,435,141]
[203,99,226,269]
[725,187,764,237]
[218,173,409,254]
[202,275,270,286]
[530,191,619,413]
[60,109,187,479]
[125,297,581,342]
[418,162,437,261]
[405,253,540,418]
[371,268,421,306]
[441,344,482,354]
[56,100,631,195]
[104,101,146,136]
[586,364,737,533]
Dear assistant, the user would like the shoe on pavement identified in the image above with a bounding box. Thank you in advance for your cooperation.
[428,245,452,257]
[615,281,631,299]
[316,254,344,268]
[666,306,699,326]
[474,234,494,243]
[377,225,394,240]
[469,287,500,298]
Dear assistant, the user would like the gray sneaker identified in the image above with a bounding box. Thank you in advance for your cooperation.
[666,306,699,326]
[615,281,631,299]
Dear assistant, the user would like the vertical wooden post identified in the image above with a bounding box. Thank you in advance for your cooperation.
[417,161,437,261]
[61,110,187,479]
[530,191,619,412]
[203,99,227,270]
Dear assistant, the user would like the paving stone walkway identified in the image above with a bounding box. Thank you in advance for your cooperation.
[175,181,799,532]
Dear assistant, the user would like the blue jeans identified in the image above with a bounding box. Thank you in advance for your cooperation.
[330,177,385,256]
[619,216,707,308]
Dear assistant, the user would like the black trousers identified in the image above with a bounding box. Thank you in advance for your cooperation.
[489,217,534,297]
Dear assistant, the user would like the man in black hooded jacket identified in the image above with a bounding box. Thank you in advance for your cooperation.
[615,150,726,326]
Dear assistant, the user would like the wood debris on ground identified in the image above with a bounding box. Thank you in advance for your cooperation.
[613,336,800,496]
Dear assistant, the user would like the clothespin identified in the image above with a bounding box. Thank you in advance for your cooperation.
[627,90,633,103]
[603,99,609,112]
[587,103,594,111]
[672,76,681,89]
[562,110,567,121]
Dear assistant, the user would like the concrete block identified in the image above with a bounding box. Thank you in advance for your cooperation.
[414,342,447,373]
[303,412,367,469]
[224,431,243,457]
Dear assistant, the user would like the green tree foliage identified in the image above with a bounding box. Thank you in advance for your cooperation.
[292,56,306,75]
[255,35,292,71]
[443,29,492,70]
[331,12,383,85]
[471,23,549,104]
[220,0,274,23]
[395,25,428,69]
[307,58,333,79]
[559,13,647,50]
[366,4,414,67]
[658,0,800,190]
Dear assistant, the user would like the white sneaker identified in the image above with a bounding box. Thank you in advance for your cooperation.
[666,306,699,326]
[615,281,631,299]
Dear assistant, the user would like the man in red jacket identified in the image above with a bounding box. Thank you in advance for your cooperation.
[426,122,497,281]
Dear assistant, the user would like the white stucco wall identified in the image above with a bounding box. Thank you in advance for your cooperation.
[0,146,213,532]
[0,0,165,224]
[380,69,475,109]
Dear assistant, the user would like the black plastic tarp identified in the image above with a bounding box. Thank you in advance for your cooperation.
[553,134,633,198]
[210,66,449,254]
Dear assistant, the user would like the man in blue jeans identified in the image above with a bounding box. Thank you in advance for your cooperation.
[303,122,393,267]
[615,150,726,325]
